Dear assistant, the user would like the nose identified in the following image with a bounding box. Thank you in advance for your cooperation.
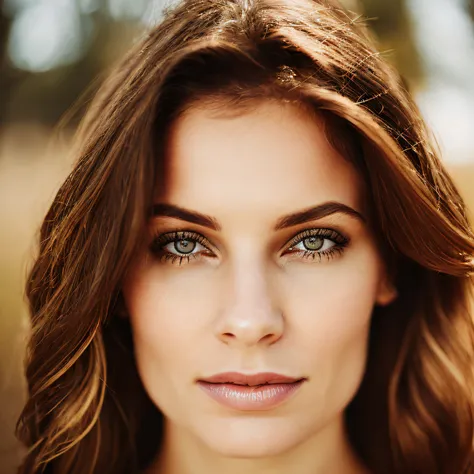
[215,258,284,348]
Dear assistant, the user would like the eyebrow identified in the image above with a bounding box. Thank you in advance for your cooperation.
[152,203,222,231]
[274,202,365,230]
[152,201,365,231]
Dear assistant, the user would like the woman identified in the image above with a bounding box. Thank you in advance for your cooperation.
[16,0,474,473]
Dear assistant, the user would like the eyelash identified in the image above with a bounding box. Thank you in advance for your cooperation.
[149,229,349,266]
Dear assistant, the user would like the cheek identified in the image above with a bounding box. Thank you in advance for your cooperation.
[125,262,217,329]
[279,249,380,411]
[122,263,219,378]
[121,265,202,413]
[285,258,378,329]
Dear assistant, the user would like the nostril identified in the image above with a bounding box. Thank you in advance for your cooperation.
[220,333,236,345]
[261,333,277,343]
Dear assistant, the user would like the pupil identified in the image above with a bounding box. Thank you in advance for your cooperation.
[304,236,323,251]
[175,239,195,254]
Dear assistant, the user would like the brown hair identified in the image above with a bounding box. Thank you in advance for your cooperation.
[16,0,474,473]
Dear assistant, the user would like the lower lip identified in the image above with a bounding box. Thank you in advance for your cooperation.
[197,380,305,411]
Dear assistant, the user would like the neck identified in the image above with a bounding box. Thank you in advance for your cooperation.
[147,415,370,474]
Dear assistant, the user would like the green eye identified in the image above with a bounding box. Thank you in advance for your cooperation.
[150,230,213,266]
[285,228,348,262]
[302,236,324,251]
[173,239,197,254]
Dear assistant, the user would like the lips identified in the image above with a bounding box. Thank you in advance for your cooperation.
[200,372,304,386]
[197,372,306,410]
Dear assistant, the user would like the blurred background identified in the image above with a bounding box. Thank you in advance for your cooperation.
[1,0,474,472]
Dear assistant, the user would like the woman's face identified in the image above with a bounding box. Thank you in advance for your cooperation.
[122,100,396,458]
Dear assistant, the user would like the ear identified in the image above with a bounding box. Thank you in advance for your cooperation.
[375,274,398,307]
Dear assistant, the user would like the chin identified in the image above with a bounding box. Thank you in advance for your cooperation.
[194,416,307,458]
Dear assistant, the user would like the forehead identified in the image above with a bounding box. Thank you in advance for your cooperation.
[159,100,363,225]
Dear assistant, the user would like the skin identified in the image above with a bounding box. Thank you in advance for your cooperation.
[122,99,397,474]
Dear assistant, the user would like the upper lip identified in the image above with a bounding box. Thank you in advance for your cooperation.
[199,372,305,386]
